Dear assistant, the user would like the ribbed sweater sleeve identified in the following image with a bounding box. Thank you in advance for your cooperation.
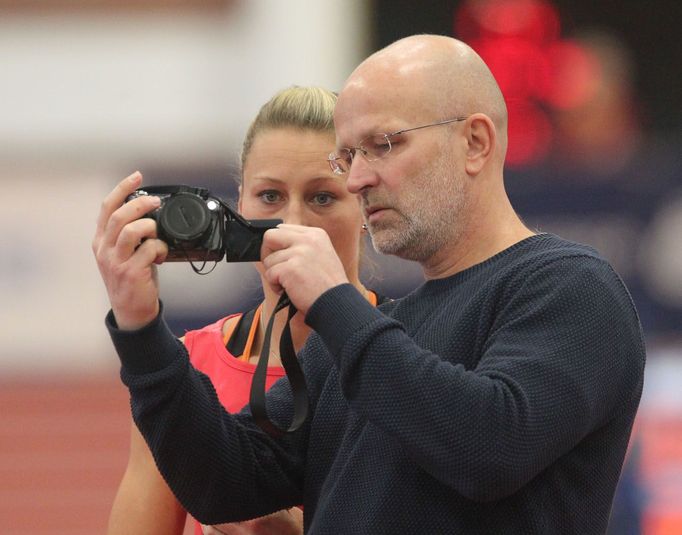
[107,304,306,524]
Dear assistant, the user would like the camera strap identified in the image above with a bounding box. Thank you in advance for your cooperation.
[249,292,309,437]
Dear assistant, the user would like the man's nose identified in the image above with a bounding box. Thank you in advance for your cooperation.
[345,156,379,194]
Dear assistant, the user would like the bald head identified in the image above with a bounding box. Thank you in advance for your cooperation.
[338,34,508,162]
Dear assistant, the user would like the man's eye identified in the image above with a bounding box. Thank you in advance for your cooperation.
[258,191,281,204]
[364,135,391,158]
[340,149,354,163]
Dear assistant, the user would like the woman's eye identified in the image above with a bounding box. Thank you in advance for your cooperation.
[311,192,335,206]
[258,190,282,204]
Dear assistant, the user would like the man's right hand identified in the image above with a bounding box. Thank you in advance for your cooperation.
[92,171,168,330]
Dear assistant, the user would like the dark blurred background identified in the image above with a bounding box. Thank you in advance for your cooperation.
[0,1,679,533]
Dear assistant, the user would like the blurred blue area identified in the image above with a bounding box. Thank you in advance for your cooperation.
[507,135,682,341]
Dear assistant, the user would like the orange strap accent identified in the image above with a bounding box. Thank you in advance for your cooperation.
[367,289,378,307]
[223,290,376,362]
[221,317,238,346]
[239,304,262,362]
[221,304,263,362]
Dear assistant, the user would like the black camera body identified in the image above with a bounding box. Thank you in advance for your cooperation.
[126,185,280,263]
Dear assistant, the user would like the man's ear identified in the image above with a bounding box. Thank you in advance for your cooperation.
[465,114,495,176]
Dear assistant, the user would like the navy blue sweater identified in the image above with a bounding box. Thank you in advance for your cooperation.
[109,234,645,534]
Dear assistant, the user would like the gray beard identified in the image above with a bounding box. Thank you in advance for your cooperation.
[367,168,468,262]
[369,211,443,261]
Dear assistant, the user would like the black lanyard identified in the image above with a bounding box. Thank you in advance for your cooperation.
[249,293,309,437]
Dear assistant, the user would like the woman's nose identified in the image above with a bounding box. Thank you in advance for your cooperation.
[282,200,306,226]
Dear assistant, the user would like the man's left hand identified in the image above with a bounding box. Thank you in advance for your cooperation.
[261,224,349,316]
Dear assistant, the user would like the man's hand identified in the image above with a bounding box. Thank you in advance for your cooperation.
[261,224,349,316]
[92,171,168,330]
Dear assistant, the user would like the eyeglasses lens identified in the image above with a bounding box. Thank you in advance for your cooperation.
[362,134,391,162]
[328,133,393,174]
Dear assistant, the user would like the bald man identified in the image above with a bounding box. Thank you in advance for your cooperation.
[100,35,645,533]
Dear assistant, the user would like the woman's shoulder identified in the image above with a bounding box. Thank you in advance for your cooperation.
[182,313,242,348]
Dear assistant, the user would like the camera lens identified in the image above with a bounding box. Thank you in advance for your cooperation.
[158,193,211,243]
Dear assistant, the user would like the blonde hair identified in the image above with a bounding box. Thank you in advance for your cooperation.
[239,86,337,181]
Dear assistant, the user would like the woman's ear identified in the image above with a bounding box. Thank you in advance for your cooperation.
[464,114,495,176]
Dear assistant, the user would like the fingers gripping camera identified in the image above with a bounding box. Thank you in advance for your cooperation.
[126,185,281,263]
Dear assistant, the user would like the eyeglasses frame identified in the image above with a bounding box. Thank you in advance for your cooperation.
[328,116,469,174]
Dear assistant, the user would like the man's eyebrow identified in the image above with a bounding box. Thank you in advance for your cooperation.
[336,119,402,149]
[336,125,383,149]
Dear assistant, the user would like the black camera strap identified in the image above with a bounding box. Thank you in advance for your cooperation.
[249,292,309,437]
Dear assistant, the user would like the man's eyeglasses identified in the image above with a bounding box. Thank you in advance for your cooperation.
[327,116,468,175]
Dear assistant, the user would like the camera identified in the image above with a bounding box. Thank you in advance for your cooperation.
[126,185,280,263]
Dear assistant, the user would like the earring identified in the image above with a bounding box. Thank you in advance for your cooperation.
[362,223,368,231]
